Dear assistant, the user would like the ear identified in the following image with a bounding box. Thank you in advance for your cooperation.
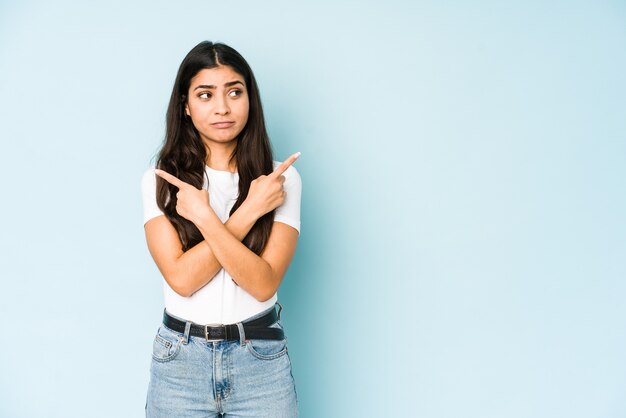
[182,95,190,116]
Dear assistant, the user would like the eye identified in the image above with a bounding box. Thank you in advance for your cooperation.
[198,92,211,99]
[228,89,242,97]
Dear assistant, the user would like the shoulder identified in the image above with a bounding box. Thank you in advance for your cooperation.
[141,166,157,189]
[140,166,166,224]
[142,165,157,177]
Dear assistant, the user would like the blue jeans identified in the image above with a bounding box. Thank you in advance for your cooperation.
[145,305,299,417]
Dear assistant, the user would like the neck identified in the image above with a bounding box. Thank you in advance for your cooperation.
[205,142,237,173]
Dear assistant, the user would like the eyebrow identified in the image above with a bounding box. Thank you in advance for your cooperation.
[193,80,244,91]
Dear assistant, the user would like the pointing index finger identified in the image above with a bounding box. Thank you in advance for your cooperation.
[154,168,188,189]
[272,152,301,177]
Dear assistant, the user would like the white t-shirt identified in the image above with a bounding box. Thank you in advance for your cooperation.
[141,161,301,325]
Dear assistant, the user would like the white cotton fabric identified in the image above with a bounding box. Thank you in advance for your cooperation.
[140,161,301,325]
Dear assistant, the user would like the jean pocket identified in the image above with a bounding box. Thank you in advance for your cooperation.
[151,325,182,363]
[246,337,288,360]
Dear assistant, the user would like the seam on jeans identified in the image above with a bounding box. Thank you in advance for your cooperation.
[223,345,233,401]
[152,337,181,363]
[157,326,184,346]
[246,339,288,360]
[211,342,220,410]
[154,334,171,348]
[287,350,299,406]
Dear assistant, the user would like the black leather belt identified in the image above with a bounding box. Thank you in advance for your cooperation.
[162,307,284,341]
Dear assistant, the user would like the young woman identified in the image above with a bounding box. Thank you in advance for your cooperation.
[141,41,301,417]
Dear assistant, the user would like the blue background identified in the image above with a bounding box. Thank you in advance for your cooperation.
[1,1,625,416]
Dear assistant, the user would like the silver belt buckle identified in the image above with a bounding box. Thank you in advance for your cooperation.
[204,323,225,342]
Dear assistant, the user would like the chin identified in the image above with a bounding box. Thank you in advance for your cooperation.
[204,134,239,144]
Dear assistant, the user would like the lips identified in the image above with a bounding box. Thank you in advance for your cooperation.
[211,121,235,129]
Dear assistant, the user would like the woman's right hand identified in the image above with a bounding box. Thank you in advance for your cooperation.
[244,152,300,219]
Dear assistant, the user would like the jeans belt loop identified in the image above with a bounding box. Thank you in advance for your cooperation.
[236,322,246,347]
[182,321,192,344]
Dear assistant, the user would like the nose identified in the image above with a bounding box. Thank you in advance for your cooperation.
[214,94,230,115]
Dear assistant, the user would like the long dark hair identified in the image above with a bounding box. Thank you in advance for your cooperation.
[155,41,274,254]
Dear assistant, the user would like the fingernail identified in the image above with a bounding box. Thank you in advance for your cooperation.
[294,151,301,158]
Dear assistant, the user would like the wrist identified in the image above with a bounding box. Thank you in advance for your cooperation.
[240,200,264,222]
[195,206,220,228]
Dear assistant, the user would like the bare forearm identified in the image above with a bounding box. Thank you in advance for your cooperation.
[153,156,301,299]
[196,211,275,301]
[175,203,260,296]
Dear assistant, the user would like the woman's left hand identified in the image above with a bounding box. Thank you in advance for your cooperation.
[154,169,214,225]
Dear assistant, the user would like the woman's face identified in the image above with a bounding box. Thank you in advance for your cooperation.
[185,65,250,148]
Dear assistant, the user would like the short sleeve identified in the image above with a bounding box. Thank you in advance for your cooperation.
[273,163,302,234]
[141,167,165,225]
